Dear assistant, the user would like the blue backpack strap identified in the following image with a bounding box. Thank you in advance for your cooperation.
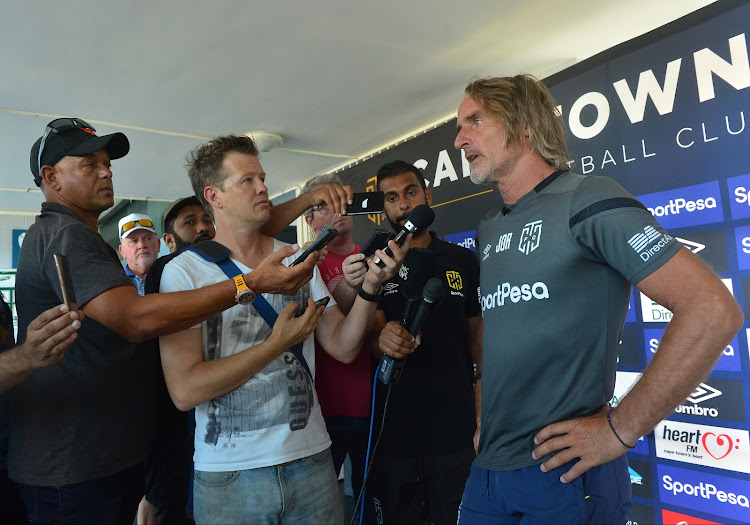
[186,241,312,379]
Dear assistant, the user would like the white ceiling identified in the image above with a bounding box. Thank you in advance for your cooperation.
[0,0,715,215]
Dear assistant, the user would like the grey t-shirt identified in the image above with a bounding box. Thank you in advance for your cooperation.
[476,171,680,471]
[12,202,155,485]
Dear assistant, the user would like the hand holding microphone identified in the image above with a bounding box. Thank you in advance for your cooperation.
[372,204,434,267]
[378,277,444,385]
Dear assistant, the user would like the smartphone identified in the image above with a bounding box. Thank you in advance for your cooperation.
[53,253,78,312]
[294,296,330,318]
[347,192,385,215]
[360,229,393,258]
[290,226,339,266]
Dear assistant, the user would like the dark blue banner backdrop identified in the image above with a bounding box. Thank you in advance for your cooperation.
[336,3,750,523]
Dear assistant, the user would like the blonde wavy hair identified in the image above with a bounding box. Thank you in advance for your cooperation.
[465,74,571,170]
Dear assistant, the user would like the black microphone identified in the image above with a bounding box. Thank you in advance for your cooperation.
[378,277,444,385]
[372,204,435,267]
[400,299,418,328]
[398,247,435,326]
[501,206,511,215]
[406,277,444,336]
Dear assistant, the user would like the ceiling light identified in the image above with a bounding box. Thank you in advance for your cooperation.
[244,131,284,152]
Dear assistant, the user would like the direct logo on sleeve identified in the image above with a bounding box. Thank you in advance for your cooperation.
[628,225,673,262]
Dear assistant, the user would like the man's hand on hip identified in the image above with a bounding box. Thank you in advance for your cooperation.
[531,404,631,483]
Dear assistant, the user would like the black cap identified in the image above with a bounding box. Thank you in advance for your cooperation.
[30,118,130,186]
[162,195,203,231]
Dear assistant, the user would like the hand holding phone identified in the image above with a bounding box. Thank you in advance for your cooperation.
[291,226,338,266]
[293,297,330,318]
[347,192,385,215]
[360,229,393,258]
[53,253,78,312]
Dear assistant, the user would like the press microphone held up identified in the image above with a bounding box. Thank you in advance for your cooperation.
[378,277,445,385]
[372,204,435,267]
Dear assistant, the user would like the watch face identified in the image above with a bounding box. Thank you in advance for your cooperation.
[237,291,255,305]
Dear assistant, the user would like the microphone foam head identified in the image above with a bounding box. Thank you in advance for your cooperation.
[423,277,444,303]
[404,205,435,233]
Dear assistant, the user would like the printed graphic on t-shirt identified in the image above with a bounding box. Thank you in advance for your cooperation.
[202,290,315,446]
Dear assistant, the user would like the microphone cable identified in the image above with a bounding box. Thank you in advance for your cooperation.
[350,362,394,525]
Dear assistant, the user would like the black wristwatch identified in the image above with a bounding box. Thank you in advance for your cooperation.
[357,285,381,303]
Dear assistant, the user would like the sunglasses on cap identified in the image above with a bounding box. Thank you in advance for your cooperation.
[120,218,154,236]
[37,118,97,177]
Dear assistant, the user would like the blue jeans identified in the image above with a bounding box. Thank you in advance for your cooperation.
[15,463,144,524]
[193,447,343,524]
[457,455,631,524]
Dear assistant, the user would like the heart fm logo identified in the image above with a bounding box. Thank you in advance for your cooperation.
[702,432,740,460]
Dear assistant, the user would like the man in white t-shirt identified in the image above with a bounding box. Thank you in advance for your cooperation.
[159,135,408,524]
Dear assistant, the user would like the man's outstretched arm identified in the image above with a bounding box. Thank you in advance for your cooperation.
[83,245,320,342]
[260,183,353,237]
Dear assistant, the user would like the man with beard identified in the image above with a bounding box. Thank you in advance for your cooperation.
[163,196,215,253]
[343,160,482,525]
[138,196,215,525]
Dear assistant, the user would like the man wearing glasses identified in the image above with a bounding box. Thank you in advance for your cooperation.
[10,118,322,523]
[301,174,371,520]
[118,213,160,296]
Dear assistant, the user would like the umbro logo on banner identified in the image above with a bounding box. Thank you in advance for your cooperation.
[676,237,706,254]
[688,383,722,404]
[628,225,661,253]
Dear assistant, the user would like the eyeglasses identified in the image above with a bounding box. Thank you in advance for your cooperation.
[311,205,331,216]
[120,219,154,236]
[37,118,97,178]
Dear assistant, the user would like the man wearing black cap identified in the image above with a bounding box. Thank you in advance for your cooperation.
[11,118,320,523]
